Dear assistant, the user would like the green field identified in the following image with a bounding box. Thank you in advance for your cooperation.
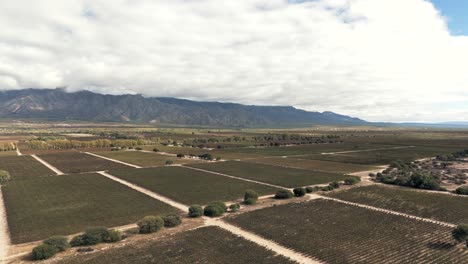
[143,145,266,160]
[38,152,130,173]
[325,185,468,224]
[0,155,55,180]
[246,157,378,174]
[2,173,176,244]
[58,226,294,264]
[227,199,468,264]
[92,150,203,167]
[188,161,347,188]
[109,166,278,205]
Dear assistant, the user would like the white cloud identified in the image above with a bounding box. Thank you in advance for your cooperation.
[0,0,467,122]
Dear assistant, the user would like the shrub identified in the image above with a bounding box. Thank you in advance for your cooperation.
[293,187,306,197]
[103,229,122,243]
[229,203,240,212]
[320,186,334,192]
[330,181,340,189]
[188,205,203,217]
[203,205,224,217]
[165,160,174,165]
[70,227,112,247]
[153,148,159,152]
[452,224,468,247]
[274,190,293,199]
[344,177,361,185]
[70,234,86,247]
[208,201,227,213]
[162,214,182,227]
[0,170,10,185]
[32,244,59,260]
[455,187,468,195]
[43,236,70,251]
[176,153,185,158]
[137,216,164,234]
[199,153,213,160]
[305,186,316,193]
[135,147,143,151]
[244,189,258,204]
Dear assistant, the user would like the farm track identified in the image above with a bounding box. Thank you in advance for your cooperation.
[0,187,10,264]
[30,154,64,175]
[83,152,142,168]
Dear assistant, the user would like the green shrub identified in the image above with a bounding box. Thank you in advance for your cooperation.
[137,216,164,234]
[135,147,143,151]
[32,244,59,260]
[43,236,70,252]
[330,181,340,189]
[0,170,10,185]
[208,201,227,213]
[344,177,361,185]
[455,187,468,195]
[70,227,112,247]
[244,190,259,205]
[188,204,203,218]
[293,187,306,197]
[165,160,174,165]
[203,205,224,217]
[176,153,185,158]
[229,203,240,212]
[452,224,468,246]
[103,229,122,243]
[70,234,86,247]
[320,186,334,192]
[274,190,293,199]
[162,214,182,227]
[153,148,159,152]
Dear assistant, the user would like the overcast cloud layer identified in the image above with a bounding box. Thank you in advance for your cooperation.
[1,0,467,122]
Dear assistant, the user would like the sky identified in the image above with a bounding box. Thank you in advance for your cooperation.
[0,0,467,123]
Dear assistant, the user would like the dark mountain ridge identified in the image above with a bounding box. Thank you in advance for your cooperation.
[0,88,368,127]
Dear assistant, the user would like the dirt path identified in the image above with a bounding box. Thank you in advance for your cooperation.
[319,195,456,228]
[283,145,415,158]
[181,165,289,190]
[30,155,64,175]
[0,187,11,264]
[83,152,142,169]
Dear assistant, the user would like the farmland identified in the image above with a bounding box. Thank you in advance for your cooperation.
[92,150,203,167]
[57,226,294,264]
[0,155,55,180]
[2,173,176,244]
[109,166,278,205]
[227,199,468,263]
[38,151,131,173]
[188,161,348,188]
[325,185,468,224]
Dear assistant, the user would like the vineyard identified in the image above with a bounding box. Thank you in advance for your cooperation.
[227,199,468,263]
[2,173,176,243]
[188,161,347,188]
[57,226,294,264]
[109,166,277,205]
[38,151,131,173]
[0,155,55,180]
[92,150,203,167]
[325,185,468,224]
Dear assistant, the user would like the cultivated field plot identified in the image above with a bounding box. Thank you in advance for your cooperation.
[325,185,468,224]
[188,161,347,188]
[0,155,55,180]
[246,157,378,174]
[109,166,277,205]
[227,199,468,264]
[38,151,130,173]
[92,150,203,167]
[58,226,294,264]
[143,145,266,160]
[2,173,176,244]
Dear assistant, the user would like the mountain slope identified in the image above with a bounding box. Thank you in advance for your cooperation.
[0,89,368,127]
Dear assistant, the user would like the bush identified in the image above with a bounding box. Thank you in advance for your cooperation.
[135,147,143,151]
[103,229,122,243]
[244,190,258,204]
[330,182,340,189]
[199,153,213,160]
[203,205,224,217]
[344,177,361,185]
[188,204,203,218]
[455,187,468,195]
[137,216,164,234]
[0,170,10,185]
[293,187,306,197]
[320,186,334,192]
[71,227,113,247]
[165,160,174,165]
[32,244,59,260]
[305,186,317,193]
[162,214,182,227]
[176,153,185,158]
[43,236,70,251]
[208,201,227,213]
[452,224,468,246]
[70,234,86,247]
[229,203,240,212]
[274,190,293,199]
[153,148,159,152]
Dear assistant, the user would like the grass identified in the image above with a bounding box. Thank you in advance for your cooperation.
[187,161,348,188]
[2,173,176,244]
[325,185,468,224]
[246,157,378,174]
[109,166,278,205]
[92,150,203,167]
[227,199,468,264]
[0,155,55,180]
[38,151,130,173]
[57,226,294,264]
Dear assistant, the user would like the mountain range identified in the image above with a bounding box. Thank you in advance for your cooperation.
[0,88,368,127]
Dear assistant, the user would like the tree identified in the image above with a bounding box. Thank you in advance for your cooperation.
[229,203,240,212]
[0,170,10,185]
[244,190,259,205]
[344,177,361,185]
[188,205,203,218]
[162,214,182,227]
[137,216,164,234]
[293,187,306,197]
[452,224,468,247]
[455,187,468,195]
[43,236,70,251]
[203,205,224,217]
[274,190,293,199]
[32,244,59,260]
